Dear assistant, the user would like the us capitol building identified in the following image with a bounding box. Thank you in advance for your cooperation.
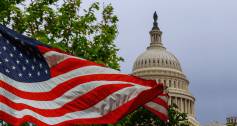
[131,12,200,126]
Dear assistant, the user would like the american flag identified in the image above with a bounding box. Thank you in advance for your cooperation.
[0,24,168,126]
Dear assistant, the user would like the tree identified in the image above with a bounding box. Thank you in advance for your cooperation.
[114,104,189,126]
[0,0,123,70]
[0,0,122,125]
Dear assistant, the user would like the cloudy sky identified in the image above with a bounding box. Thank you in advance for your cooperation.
[83,0,237,125]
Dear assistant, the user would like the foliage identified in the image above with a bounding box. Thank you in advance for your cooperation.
[0,0,123,70]
[0,0,123,125]
[0,120,10,126]
[113,104,189,126]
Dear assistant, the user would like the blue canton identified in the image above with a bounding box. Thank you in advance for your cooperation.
[0,26,50,83]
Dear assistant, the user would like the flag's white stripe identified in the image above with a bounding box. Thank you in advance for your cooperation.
[43,51,84,68]
[0,81,148,109]
[158,96,168,102]
[0,66,125,92]
[0,86,148,125]
[43,51,83,61]
[145,101,168,116]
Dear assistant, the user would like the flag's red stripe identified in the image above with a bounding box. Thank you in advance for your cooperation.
[144,105,169,121]
[0,82,162,126]
[0,84,132,117]
[50,58,102,77]
[37,45,67,55]
[151,97,169,109]
[0,74,159,100]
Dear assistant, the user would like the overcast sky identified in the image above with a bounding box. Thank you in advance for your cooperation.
[83,0,237,125]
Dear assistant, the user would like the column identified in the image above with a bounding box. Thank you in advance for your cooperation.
[185,99,188,114]
[189,100,192,115]
[190,101,193,116]
[180,98,183,112]
[183,99,186,113]
[175,97,177,106]
[193,101,196,116]
[187,100,190,114]
[177,98,181,111]
[189,100,191,115]
[168,96,172,105]
[187,100,189,114]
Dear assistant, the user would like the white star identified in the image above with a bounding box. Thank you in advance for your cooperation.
[45,70,48,74]
[6,40,10,44]
[16,60,20,64]
[4,58,8,62]
[28,73,32,77]
[18,73,22,77]
[19,53,23,57]
[3,46,6,51]
[31,65,35,70]
[12,66,16,70]
[9,53,14,57]
[39,63,43,68]
[5,69,10,73]
[22,66,26,71]
[25,59,29,64]
[0,51,2,54]
[13,46,16,51]
[0,61,2,64]
[37,72,41,76]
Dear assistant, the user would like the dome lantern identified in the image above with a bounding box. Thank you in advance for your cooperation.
[148,11,165,49]
[133,11,182,72]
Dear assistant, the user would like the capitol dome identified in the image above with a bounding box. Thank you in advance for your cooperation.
[132,12,199,126]
[133,47,182,72]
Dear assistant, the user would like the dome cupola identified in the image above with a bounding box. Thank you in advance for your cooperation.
[133,12,182,73]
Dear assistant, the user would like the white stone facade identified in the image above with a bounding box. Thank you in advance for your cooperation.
[132,12,199,126]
